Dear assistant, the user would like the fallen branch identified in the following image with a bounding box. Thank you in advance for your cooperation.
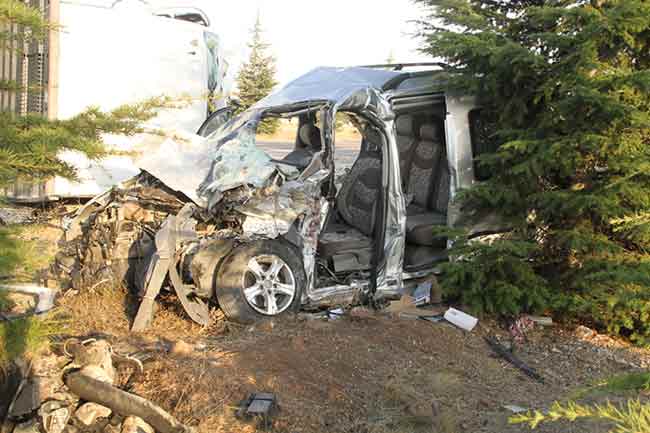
[64,371,193,433]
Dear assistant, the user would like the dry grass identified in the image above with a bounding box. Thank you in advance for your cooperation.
[8,223,61,281]
[58,287,205,340]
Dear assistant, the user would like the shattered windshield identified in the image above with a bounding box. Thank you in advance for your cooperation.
[197,105,327,211]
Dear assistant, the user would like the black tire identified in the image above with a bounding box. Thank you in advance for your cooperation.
[215,240,305,324]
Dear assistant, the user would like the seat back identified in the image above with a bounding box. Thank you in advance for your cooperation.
[335,128,382,237]
[408,123,443,210]
[298,123,322,152]
[395,115,418,188]
[281,123,322,168]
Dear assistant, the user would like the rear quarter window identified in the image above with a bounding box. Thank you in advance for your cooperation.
[468,109,500,181]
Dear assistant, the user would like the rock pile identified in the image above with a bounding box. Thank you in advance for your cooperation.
[4,340,188,433]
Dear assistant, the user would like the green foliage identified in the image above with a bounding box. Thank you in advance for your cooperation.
[236,14,279,135]
[0,0,55,39]
[0,315,62,366]
[0,227,21,278]
[510,399,650,433]
[573,372,650,400]
[437,229,551,316]
[416,0,650,341]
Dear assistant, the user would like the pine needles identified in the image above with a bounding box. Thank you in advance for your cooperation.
[510,400,650,433]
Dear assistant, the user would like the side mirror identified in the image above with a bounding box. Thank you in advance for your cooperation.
[197,106,234,137]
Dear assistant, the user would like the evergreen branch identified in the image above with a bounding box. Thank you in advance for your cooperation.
[0,0,55,38]
[510,400,650,433]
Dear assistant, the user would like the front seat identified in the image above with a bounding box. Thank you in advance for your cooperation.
[317,128,383,270]
[280,123,322,169]
[395,114,418,189]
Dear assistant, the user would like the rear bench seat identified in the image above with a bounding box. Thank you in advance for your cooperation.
[403,121,449,248]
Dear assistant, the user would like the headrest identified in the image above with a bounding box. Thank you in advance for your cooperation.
[299,124,321,149]
[363,127,383,153]
[396,115,414,136]
[420,124,440,141]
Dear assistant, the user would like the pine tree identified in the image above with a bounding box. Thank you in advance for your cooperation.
[236,14,278,135]
[416,0,650,343]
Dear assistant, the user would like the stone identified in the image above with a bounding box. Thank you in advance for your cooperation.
[75,403,112,426]
[79,365,114,385]
[406,401,433,420]
[170,340,194,356]
[121,417,154,433]
[576,325,597,340]
[8,379,40,419]
[12,420,39,433]
[103,425,120,433]
[255,320,276,332]
[72,340,114,370]
[39,401,71,433]
[2,292,36,315]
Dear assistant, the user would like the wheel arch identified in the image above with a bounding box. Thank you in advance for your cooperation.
[188,239,236,299]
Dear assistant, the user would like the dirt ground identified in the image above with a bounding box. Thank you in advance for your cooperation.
[4,213,649,433]
[56,286,650,433]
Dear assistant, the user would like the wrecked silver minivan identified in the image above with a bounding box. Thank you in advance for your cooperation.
[56,66,488,327]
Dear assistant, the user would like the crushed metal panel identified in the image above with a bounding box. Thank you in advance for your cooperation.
[238,180,312,238]
[199,122,277,206]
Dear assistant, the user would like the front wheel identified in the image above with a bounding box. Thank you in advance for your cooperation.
[215,240,305,323]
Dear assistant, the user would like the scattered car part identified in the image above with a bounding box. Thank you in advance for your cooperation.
[444,308,478,332]
[484,336,545,384]
[236,393,279,431]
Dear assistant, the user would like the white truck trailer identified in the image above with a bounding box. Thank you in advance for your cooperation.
[1,0,228,201]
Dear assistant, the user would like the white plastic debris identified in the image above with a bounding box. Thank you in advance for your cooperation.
[503,405,528,414]
[524,315,554,326]
[328,308,344,320]
[0,285,57,315]
[444,308,478,332]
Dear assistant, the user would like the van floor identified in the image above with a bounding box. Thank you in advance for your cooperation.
[59,287,650,433]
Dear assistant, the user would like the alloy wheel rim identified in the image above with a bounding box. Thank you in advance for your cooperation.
[242,254,296,315]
